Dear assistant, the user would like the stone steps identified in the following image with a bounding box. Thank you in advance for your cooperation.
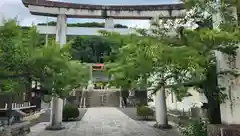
[84,91,120,107]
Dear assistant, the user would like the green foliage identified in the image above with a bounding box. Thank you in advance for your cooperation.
[136,105,154,119]
[62,104,79,121]
[179,119,207,136]
[100,31,153,88]
[102,0,240,124]
[0,19,89,98]
[70,36,120,63]
[31,41,89,97]
[103,27,206,93]
[0,19,38,93]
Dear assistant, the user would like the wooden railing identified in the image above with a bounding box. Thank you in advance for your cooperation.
[0,102,36,110]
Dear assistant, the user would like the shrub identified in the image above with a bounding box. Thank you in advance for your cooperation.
[136,105,154,120]
[62,104,79,121]
[179,118,207,136]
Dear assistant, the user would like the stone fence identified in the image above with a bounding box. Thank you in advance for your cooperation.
[208,124,240,136]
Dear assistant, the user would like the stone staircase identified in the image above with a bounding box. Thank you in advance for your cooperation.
[84,90,120,107]
[85,91,102,107]
[102,92,109,106]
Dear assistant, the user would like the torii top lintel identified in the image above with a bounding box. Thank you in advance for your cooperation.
[22,0,186,19]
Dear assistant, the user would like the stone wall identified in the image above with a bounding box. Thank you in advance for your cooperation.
[0,122,30,136]
[103,91,120,107]
[208,124,240,136]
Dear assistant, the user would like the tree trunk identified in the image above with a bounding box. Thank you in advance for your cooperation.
[123,97,128,107]
[204,63,221,124]
[121,89,129,107]
[155,87,169,127]
[46,97,64,130]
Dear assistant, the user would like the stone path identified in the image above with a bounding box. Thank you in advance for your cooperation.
[27,107,178,136]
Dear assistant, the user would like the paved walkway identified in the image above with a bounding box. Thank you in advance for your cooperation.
[28,107,178,136]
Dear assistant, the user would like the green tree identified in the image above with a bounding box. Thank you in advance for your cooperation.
[32,42,89,97]
[0,20,89,127]
[70,35,121,63]
[101,27,206,126]
[103,0,240,126]
[174,0,240,124]
[0,20,38,94]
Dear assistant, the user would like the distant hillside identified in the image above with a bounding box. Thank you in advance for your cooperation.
[38,21,128,28]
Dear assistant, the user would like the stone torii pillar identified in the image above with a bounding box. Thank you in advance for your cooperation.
[105,18,114,29]
[56,14,67,47]
[47,14,67,130]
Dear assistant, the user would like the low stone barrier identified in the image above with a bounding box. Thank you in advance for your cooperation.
[0,121,30,136]
[208,124,240,136]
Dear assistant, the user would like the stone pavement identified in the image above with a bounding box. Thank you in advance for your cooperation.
[27,107,179,136]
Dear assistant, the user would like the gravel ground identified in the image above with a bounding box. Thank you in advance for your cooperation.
[118,108,155,121]
[29,108,88,127]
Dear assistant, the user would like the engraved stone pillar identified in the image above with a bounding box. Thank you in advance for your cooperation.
[214,3,240,125]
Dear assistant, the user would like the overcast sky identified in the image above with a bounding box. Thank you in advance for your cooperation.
[0,0,180,28]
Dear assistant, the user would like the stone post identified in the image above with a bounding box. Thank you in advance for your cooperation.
[56,14,67,47]
[105,18,114,29]
[173,93,178,110]
[155,87,169,128]
[119,91,122,108]
[83,97,86,108]
[47,14,67,130]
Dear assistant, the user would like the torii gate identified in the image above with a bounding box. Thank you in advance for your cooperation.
[20,0,240,132]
